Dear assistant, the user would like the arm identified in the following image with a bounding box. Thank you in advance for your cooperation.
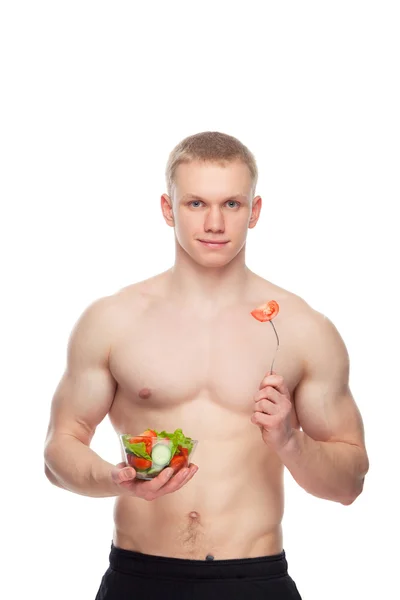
[44,296,123,498]
[276,309,369,505]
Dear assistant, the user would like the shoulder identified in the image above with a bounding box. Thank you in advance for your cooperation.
[255,275,341,335]
[116,269,171,311]
[253,275,348,369]
[71,271,169,342]
[251,275,315,326]
[106,269,171,325]
[286,296,350,377]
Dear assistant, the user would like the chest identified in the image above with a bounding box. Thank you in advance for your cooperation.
[109,306,302,414]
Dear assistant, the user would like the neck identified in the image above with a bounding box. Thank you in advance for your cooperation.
[166,237,254,311]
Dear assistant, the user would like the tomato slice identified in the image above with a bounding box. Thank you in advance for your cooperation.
[176,446,189,462]
[250,300,279,322]
[128,455,152,471]
[140,429,158,437]
[169,454,187,473]
[180,447,189,461]
[129,436,144,444]
[129,436,152,455]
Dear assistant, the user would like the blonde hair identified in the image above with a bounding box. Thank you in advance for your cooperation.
[165,131,258,199]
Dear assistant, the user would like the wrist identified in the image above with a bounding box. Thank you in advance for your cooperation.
[276,428,301,458]
[92,462,125,497]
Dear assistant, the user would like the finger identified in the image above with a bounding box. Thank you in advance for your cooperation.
[142,466,178,493]
[162,465,192,488]
[259,373,289,396]
[158,464,198,495]
[255,386,280,404]
[254,399,279,415]
[176,465,198,489]
[112,466,136,485]
[170,464,198,488]
[252,411,279,428]
[259,373,285,391]
[118,470,173,499]
[258,370,276,389]
[135,468,183,499]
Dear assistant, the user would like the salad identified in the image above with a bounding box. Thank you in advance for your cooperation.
[121,428,196,479]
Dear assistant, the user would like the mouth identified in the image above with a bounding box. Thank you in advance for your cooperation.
[198,240,230,249]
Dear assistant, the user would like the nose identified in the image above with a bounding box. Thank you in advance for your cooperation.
[204,206,225,234]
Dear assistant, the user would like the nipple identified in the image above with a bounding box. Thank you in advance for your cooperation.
[138,388,151,399]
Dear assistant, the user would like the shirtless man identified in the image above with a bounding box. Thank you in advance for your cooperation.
[44,131,369,599]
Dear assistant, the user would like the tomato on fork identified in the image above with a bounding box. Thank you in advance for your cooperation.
[250,300,279,322]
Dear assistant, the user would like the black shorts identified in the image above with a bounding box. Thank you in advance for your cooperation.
[95,542,302,599]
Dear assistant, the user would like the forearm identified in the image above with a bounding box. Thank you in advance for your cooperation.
[44,434,122,498]
[276,429,369,504]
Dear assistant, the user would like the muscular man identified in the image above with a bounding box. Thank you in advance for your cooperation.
[44,131,369,599]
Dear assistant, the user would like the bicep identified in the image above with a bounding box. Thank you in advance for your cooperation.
[45,298,117,447]
[293,311,366,449]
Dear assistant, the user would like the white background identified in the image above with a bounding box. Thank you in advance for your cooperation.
[1,1,399,598]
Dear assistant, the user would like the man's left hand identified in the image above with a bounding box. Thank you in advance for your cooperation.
[251,371,294,452]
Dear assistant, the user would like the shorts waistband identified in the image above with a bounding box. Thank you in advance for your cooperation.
[109,542,288,581]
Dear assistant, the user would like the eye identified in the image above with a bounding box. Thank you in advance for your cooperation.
[188,200,240,208]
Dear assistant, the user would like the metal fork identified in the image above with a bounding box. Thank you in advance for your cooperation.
[269,320,280,375]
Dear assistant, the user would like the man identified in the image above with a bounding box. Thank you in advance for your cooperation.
[44,131,369,599]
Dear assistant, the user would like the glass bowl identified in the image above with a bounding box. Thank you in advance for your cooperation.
[119,434,198,480]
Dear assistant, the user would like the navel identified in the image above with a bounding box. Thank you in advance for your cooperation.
[138,388,151,399]
[189,511,200,519]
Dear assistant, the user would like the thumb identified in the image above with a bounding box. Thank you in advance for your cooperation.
[112,464,136,484]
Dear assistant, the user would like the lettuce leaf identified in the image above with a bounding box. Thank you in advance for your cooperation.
[154,428,194,457]
[121,436,152,460]
[122,429,194,461]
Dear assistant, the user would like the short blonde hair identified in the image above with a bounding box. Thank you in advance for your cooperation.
[165,131,258,199]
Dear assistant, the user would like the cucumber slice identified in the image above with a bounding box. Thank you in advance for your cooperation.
[146,465,164,477]
[151,443,172,467]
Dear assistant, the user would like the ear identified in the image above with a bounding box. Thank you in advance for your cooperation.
[161,194,175,227]
[248,196,262,229]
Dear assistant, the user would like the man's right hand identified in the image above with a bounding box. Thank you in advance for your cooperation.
[111,462,199,500]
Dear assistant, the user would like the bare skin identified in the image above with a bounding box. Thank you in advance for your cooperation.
[111,272,302,559]
[44,158,368,560]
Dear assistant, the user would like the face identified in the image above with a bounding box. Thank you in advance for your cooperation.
[161,160,261,267]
